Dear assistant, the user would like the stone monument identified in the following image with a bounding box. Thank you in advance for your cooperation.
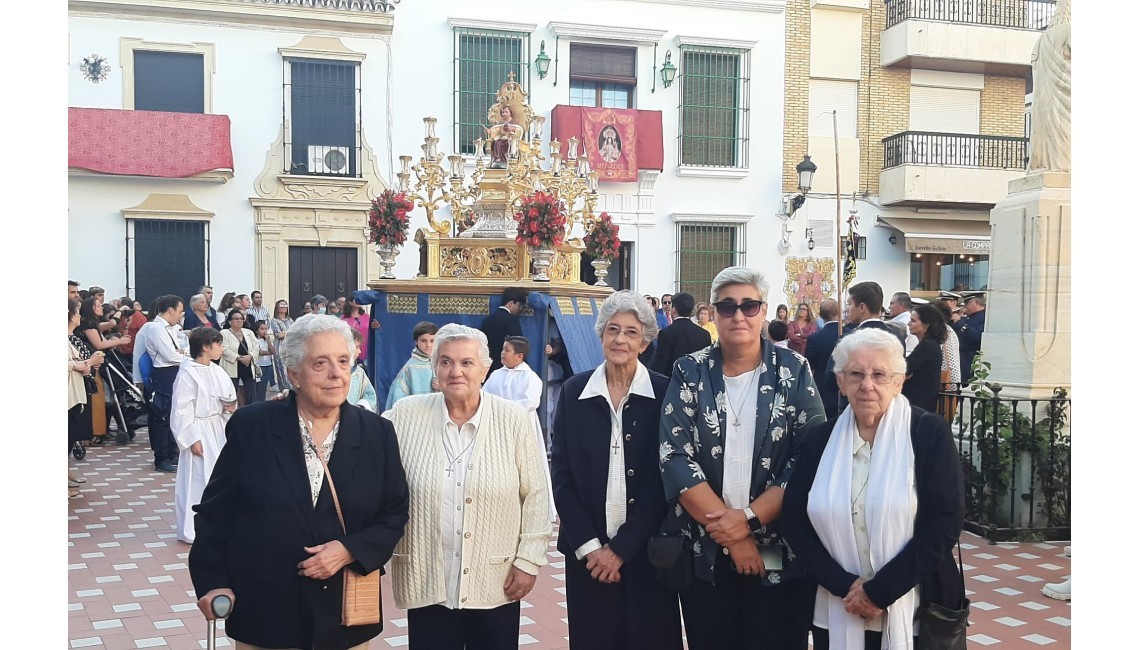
[981,0,1071,399]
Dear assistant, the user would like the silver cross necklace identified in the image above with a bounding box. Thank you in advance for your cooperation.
[725,364,761,427]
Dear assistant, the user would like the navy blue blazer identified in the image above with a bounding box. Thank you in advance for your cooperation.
[824,320,908,414]
[956,309,985,380]
[550,367,671,572]
[805,322,840,418]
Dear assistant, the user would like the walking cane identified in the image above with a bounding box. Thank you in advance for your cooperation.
[206,593,233,650]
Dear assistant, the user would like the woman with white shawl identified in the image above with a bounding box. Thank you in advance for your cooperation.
[782,329,964,649]
[171,327,236,544]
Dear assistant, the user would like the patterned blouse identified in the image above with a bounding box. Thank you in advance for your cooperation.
[298,415,341,506]
[658,339,825,586]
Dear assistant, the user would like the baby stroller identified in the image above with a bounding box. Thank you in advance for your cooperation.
[70,349,146,460]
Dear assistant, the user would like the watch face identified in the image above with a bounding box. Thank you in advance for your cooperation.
[324,149,347,172]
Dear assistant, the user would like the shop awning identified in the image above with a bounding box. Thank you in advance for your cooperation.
[876,217,991,255]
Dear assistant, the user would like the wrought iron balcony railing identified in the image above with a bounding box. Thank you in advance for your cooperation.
[884,0,1056,30]
[882,131,1028,170]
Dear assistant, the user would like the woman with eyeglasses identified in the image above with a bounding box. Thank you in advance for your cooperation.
[781,329,965,649]
[220,309,261,407]
[658,266,825,649]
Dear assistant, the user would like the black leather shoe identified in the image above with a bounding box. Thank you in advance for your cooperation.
[155,461,177,473]
[115,430,130,446]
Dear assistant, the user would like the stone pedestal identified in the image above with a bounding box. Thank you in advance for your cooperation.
[982,171,1071,400]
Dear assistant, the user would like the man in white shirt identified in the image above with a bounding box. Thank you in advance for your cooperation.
[145,295,188,473]
[245,290,270,327]
[887,291,919,355]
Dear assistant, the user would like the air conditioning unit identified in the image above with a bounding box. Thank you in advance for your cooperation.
[308,145,350,175]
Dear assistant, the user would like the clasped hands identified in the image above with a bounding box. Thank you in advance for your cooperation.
[844,578,884,619]
[705,509,765,577]
[297,540,354,580]
[585,545,624,584]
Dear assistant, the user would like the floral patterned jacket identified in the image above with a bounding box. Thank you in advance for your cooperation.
[658,339,825,586]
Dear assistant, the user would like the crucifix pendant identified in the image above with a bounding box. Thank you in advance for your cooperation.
[445,465,454,478]
[612,440,620,455]
[733,417,741,427]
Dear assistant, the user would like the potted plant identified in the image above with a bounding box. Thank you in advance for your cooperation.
[514,190,567,282]
[583,212,621,287]
[368,190,413,278]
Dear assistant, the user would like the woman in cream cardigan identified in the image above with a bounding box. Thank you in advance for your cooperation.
[383,323,552,650]
[220,308,262,407]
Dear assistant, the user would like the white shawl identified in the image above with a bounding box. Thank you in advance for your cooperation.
[806,395,918,649]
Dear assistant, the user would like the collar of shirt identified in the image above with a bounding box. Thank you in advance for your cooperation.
[441,390,485,431]
[850,425,872,457]
[890,312,911,324]
[498,305,512,313]
[500,362,532,374]
[579,361,655,409]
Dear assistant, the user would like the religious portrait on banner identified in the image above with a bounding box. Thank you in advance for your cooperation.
[582,107,638,182]
[783,257,836,316]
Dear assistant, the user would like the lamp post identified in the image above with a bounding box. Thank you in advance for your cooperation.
[534,41,551,80]
[660,50,677,88]
[796,155,817,194]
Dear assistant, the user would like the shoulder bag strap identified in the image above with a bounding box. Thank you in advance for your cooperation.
[310,445,348,536]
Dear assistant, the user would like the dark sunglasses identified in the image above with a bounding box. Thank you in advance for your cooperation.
[713,300,764,318]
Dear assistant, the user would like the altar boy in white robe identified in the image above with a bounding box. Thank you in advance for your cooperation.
[483,335,557,521]
[171,327,236,544]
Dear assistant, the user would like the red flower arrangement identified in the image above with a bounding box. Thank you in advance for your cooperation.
[583,212,622,261]
[368,190,414,247]
[514,191,567,249]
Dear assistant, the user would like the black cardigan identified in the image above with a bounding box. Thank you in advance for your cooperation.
[902,338,943,412]
[781,407,965,609]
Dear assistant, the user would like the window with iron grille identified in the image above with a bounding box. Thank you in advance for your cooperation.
[454,28,529,156]
[134,51,205,113]
[676,222,745,299]
[128,220,209,309]
[285,59,360,177]
[679,46,750,168]
[568,44,636,109]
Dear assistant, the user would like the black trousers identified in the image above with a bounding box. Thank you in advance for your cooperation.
[407,602,520,650]
[810,625,884,649]
[147,392,177,466]
[564,557,683,650]
[679,555,815,650]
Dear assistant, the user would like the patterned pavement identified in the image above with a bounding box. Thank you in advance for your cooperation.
[68,440,1071,649]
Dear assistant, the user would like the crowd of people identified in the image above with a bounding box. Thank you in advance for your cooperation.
[67,270,989,649]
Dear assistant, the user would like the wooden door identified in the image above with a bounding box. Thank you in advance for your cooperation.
[288,246,357,317]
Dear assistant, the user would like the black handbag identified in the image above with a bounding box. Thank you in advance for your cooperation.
[646,535,693,591]
[915,541,970,650]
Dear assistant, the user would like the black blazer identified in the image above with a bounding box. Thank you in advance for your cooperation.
[781,407,965,610]
[650,319,712,376]
[824,320,908,414]
[551,368,671,573]
[805,322,840,418]
[480,306,522,373]
[189,395,409,650]
[903,338,943,412]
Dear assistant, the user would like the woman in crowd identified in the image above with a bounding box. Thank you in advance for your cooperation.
[78,297,129,444]
[301,301,314,316]
[772,303,790,325]
[551,290,682,649]
[269,299,294,392]
[254,320,276,402]
[347,328,378,411]
[341,299,373,364]
[170,327,236,544]
[183,294,216,330]
[383,324,551,649]
[217,292,237,328]
[788,302,818,356]
[782,329,965,649]
[69,298,95,498]
[934,301,961,388]
[902,304,948,412]
[190,314,409,650]
[385,321,439,409]
[659,266,825,650]
[695,302,719,343]
[220,309,261,407]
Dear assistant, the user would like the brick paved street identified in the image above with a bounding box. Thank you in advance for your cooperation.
[68,441,1071,649]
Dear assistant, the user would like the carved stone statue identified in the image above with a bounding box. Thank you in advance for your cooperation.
[1028,0,1071,173]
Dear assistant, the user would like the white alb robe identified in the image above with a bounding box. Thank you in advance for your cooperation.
[482,362,556,521]
[170,359,236,543]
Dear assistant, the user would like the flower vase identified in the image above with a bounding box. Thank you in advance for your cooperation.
[591,259,612,287]
[528,247,556,282]
[376,244,399,279]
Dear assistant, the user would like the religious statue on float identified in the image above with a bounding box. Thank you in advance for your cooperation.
[483,73,533,169]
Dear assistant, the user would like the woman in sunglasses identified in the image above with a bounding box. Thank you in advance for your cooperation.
[658,266,826,650]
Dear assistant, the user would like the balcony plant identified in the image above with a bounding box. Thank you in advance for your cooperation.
[368,190,414,278]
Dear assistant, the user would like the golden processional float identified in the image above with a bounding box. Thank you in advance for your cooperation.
[361,75,613,397]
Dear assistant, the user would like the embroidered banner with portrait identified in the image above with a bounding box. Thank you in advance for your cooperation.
[550,105,663,184]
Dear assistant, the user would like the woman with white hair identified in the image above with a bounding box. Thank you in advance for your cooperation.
[658,266,826,649]
[383,323,552,649]
[189,314,410,650]
[551,290,682,649]
[782,329,965,649]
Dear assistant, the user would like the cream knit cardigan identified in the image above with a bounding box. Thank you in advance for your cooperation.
[387,392,552,610]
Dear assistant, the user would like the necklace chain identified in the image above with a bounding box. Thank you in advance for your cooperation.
[725,362,761,427]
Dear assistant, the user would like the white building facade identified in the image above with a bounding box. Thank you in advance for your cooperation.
[69,0,813,310]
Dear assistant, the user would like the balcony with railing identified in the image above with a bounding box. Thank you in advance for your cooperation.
[879,131,1027,207]
[880,0,1056,74]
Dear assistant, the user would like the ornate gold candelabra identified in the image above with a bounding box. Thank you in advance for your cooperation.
[396,117,485,236]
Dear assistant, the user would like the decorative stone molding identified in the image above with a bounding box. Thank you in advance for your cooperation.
[627,0,785,12]
[121,193,214,221]
[671,211,755,224]
[278,35,366,62]
[547,22,667,44]
[675,35,760,50]
[447,18,538,33]
[676,165,751,179]
[120,38,216,112]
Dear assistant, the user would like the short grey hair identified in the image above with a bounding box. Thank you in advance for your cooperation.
[831,328,907,377]
[432,323,492,369]
[710,266,770,305]
[595,290,658,345]
[190,294,206,310]
[280,314,355,372]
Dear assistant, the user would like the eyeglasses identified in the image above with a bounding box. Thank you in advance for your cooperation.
[231,315,245,321]
[713,300,764,318]
[603,324,643,340]
[841,370,898,385]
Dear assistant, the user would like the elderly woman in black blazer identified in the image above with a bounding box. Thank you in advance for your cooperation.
[550,290,683,650]
[189,314,409,650]
[782,329,965,649]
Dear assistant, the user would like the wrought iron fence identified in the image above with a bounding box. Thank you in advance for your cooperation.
[884,0,1057,30]
[882,131,1028,169]
[936,385,1070,542]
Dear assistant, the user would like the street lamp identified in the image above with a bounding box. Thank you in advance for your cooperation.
[534,41,551,80]
[796,155,817,194]
[660,50,677,88]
